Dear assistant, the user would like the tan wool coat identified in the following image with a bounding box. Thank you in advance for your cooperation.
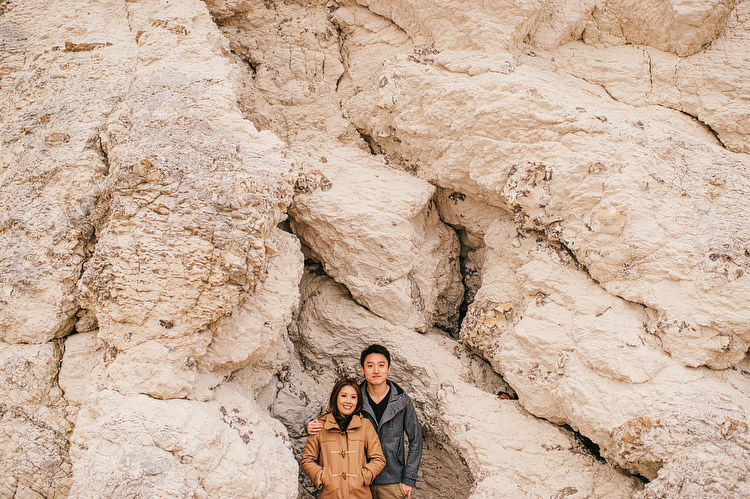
[301,413,386,499]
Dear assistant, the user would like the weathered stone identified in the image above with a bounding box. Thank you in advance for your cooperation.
[197,229,303,374]
[0,341,72,498]
[582,0,737,57]
[461,218,750,494]
[76,0,294,399]
[2,0,750,496]
[536,1,750,154]
[68,387,298,499]
[0,0,135,343]
[59,332,101,424]
[336,2,750,369]
[286,270,640,498]
[290,152,463,333]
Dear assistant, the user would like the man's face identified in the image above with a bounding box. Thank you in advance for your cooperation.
[361,353,390,387]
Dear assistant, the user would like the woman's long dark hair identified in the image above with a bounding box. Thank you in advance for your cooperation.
[328,378,363,421]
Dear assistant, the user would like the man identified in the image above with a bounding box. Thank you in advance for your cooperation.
[308,344,423,499]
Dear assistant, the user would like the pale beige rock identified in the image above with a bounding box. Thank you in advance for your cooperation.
[461,218,750,493]
[68,387,298,499]
[290,150,463,332]
[59,332,101,424]
[288,271,639,498]
[204,0,354,148]
[3,0,750,497]
[0,341,72,498]
[198,229,303,373]
[336,3,750,369]
[0,0,135,343]
[76,0,294,399]
[349,0,543,57]
[537,1,750,153]
[435,188,510,249]
[583,0,737,57]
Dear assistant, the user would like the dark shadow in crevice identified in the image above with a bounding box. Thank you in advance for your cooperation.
[355,126,381,155]
[415,428,474,498]
[561,424,649,485]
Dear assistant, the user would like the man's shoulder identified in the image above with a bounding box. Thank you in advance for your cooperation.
[388,380,413,401]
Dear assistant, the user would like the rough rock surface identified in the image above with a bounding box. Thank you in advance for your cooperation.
[335,1,750,370]
[0,341,71,498]
[2,0,750,497]
[282,271,640,498]
[461,217,750,495]
[290,154,462,333]
[0,0,134,343]
[76,0,295,400]
[68,386,297,499]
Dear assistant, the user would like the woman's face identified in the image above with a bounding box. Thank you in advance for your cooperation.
[337,385,358,416]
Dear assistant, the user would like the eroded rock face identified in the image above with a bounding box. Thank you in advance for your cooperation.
[583,0,737,57]
[0,341,71,498]
[2,0,750,496]
[290,153,463,333]
[282,271,640,498]
[68,386,298,499]
[0,0,135,343]
[461,218,750,494]
[76,0,294,400]
[335,1,750,370]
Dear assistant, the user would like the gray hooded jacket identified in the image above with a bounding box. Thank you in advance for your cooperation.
[360,380,423,487]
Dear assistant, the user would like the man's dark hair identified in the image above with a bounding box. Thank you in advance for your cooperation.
[360,344,391,366]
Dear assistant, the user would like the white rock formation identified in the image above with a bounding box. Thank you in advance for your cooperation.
[0,341,71,498]
[286,271,641,498]
[534,1,750,153]
[461,217,750,495]
[69,386,298,499]
[2,0,749,496]
[198,230,303,375]
[58,332,101,424]
[335,1,750,370]
[290,151,463,332]
[75,0,295,400]
[0,0,135,343]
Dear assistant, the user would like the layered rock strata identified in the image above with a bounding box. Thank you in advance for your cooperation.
[1,0,749,497]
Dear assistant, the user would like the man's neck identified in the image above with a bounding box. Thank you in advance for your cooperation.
[367,380,390,404]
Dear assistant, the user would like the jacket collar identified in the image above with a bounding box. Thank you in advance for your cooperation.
[360,380,408,427]
[322,412,363,432]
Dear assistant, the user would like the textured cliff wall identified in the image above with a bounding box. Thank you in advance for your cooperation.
[1,0,748,497]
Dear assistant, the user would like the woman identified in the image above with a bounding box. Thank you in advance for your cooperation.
[301,378,386,498]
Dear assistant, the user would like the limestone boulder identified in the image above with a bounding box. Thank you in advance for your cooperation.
[285,270,640,498]
[197,229,303,376]
[68,386,298,499]
[0,341,72,498]
[336,3,750,369]
[76,0,294,399]
[583,0,737,57]
[461,218,750,495]
[289,149,463,333]
[536,1,750,154]
[0,0,136,343]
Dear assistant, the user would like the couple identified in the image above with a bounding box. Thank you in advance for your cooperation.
[301,344,423,499]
